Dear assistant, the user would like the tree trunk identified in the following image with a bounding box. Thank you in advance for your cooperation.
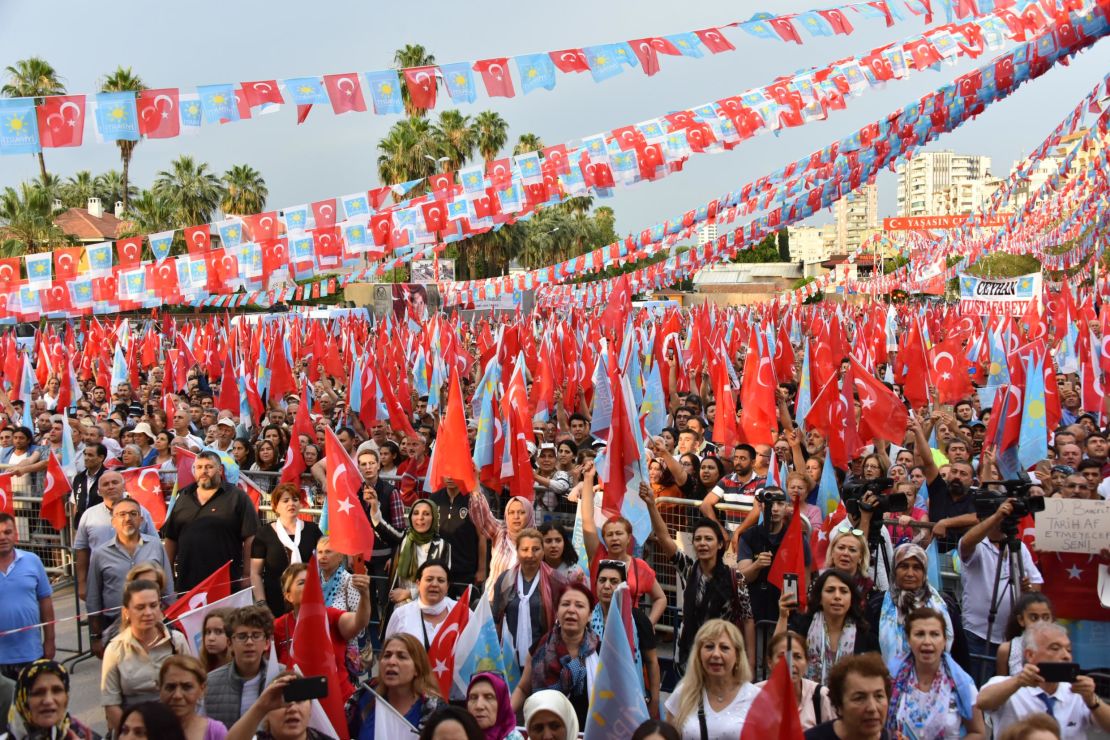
[122,151,131,212]
[37,152,47,182]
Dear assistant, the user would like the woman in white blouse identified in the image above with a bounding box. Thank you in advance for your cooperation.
[383,560,457,651]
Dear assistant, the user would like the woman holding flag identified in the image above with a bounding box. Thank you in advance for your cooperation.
[591,559,661,719]
[347,633,444,739]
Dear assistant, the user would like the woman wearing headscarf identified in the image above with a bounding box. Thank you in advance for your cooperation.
[466,673,524,740]
[468,493,534,596]
[2,660,99,740]
[867,543,969,671]
[369,496,452,604]
[523,690,580,740]
[885,607,984,739]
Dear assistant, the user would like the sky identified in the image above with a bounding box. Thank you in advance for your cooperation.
[1,0,1107,238]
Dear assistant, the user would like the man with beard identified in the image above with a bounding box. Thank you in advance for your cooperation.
[909,419,977,554]
[162,450,259,591]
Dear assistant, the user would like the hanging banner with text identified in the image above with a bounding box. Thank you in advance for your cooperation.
[957,271,1041,315]
[1035,498,1110,555]
[882,214,1014,230]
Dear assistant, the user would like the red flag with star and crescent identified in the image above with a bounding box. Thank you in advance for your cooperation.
[291,555,348,740]
[0,474,14,516]
[41,451,71,532]
[427,585,471,698]
[164,561,232,622]
[324,426,374,559]
[121,464,168,529]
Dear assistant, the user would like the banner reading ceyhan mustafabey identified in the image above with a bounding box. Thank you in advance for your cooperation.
[958,272,1041,315]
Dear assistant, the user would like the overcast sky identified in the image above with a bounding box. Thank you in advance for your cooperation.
[1,0,1107,236]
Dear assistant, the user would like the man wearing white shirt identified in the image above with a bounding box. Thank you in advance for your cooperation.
[978,621,1110,738]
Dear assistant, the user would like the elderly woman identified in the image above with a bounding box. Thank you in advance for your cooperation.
[755,632,835,730]
[384,560,457,648]
[101,579,191,732]
[511,583,600,728]
[492,529,567,670]
[523,691,580,740]
[250,484,323,616]
[468,493,535,597]
[867,543,969,671]
[158,655,229,740]
[2,660,98,740]
[664,619,760,740]
[119,444,143,470]
[467,673,524,740]
[885,607,984,739]
[348,634,445,739]
[776,569,879,685]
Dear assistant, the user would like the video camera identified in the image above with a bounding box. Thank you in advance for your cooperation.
[756,486,789,504]
[842,478,909,519]
[972,479,1045,521]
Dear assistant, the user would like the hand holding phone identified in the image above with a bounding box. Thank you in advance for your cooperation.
[783,573,799,604]
[1036,662,1080,684]
[351,555,367,576]
[282,676,328,702]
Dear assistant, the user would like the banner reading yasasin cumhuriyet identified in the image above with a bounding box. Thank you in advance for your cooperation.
[958,272,1041,315]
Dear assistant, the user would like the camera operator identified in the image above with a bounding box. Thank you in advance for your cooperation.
[737,487,811,623]
[957,497,1043,663]
[977,620,1110,738]
[843,489,893,594]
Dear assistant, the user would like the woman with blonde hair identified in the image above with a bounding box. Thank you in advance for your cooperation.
[347,633,444,738]
[664,619,759,739]
[158,655,229,740]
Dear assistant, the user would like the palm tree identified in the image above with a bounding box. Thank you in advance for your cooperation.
[473,110,508,162]
[153,155,224,227]
[1,57,65,181]
[99,67,145,211]
[94,170,137,212]
[377,117,440,185]
[0,182,71,254]
[122,189,176,237]
[221,164,268,217]
[431,110,475,171]
[513,133,545,156]
[62,171,97,208]
[33,173,64,208]
[393,44,437,118]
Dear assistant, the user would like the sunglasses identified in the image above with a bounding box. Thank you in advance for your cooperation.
[836,525,865,537]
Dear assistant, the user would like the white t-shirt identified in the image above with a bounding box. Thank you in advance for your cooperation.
[983,677,1093,739]
[665,682,760,740]
[959,538,1043,642]
[240,673,263,716]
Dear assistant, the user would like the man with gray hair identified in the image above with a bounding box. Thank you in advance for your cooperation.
[978,620,1110,738]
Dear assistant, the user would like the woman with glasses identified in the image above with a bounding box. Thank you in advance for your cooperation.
[775,569,879,685]
[101,579,190,733]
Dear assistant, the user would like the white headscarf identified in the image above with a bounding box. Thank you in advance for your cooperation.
[524,689,580,739]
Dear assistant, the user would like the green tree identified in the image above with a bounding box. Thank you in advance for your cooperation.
[93,170,137,211]
[513,133,544,156]
[221,164,268,217]
[122,189,176,237]
[2,57,65,181]
[99,67,145,212]
[473,110,508,162]
[431,110,475,171]
[377,117,440,185]
[731,232,781,263]
[62,170,97,208]
[393,44,436,118]
[153,155,224,227]
[0,182,71,254]
[777,229,790,261]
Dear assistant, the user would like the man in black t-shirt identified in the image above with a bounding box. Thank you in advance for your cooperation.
[430,479,487,599]
[737,489,811,623]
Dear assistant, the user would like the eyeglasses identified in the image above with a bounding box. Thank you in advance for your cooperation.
[231,631,268,643]
[836,525,865,537]
[112,511,140,519]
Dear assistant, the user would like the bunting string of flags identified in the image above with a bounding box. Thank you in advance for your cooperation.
[0,0,1012,158]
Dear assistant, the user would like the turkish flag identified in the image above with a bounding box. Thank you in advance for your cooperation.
[0,474,14,516]
[852,358,909,444]
[184,225,211,255]
[149,262,180,300]
[164,561,231,622]
[241,80,284,108]
[421,200,447,232]
[769,17,804,43]
[427,586,471,698]
[740,339,777,445]
[473,58,515,98]
[40,283,73,315]
[116,237,143,269]
[740,655,804,740]
[907,38,944,68]
[818,8,855,33]
[41,451,71,532]
[121,465,168,528]
[767,495,809,611]
[426,367,477,493]
[695,28,735,53]
[549,49,590,73]
[322,73,367,114]
[628,39,662,75]
[930,338,974,404]
[311,199,338,229]
[173,446,196,491]
[53,247,83,280]
[137,89,180,139]
[323,427,375,558]
[379,374,418,439]
[291,556,348,738]
[37,95,86,148]
[243,212,280,242]
[402,67,438,110]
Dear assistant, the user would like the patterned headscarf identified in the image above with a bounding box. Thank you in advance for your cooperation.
[467,672,517,740]
[394,498,441,585]
[9,660,94,740]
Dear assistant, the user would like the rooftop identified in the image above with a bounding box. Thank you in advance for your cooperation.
[53,207,128,242]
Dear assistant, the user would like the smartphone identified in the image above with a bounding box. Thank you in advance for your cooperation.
[1037,662,1080,684]
[283,676,328,703]
[783,573,799,604]
[351,555,366,576]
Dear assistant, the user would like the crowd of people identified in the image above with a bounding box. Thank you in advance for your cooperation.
[0,328,1106,740]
